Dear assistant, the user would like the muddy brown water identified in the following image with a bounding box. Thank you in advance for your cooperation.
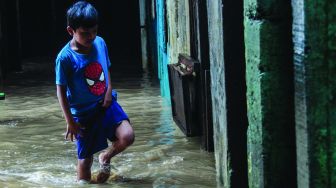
[0,58,216,187]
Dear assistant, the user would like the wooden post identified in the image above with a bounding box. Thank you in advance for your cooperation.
[188,0,214,152]
[139,0,148,70]
[207,0,248,186]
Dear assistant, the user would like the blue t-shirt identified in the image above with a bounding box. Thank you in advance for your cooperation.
[55,36,111,117]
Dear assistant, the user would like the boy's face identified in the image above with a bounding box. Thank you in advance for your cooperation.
[67,25,98,48]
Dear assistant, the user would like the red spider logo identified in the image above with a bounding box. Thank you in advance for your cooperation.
[84,62,106,96]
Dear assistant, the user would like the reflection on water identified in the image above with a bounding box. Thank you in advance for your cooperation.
[0,58,216,187]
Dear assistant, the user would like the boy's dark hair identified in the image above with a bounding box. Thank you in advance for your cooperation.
[67,1,98,30]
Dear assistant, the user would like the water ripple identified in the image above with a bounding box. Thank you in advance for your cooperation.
[0,60,216,187]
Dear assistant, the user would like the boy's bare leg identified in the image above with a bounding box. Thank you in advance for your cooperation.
[77,156,93,182]
[97,120,134,183]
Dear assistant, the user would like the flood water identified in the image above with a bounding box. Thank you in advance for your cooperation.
[0,58,216,187]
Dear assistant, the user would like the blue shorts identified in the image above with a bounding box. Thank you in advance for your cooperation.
[73,100,129,159]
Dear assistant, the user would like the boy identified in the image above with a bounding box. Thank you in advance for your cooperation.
[55,1,134,184]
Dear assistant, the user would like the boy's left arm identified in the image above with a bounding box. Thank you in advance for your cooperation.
[102,67,112,108]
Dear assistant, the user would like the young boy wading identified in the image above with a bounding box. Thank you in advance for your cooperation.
[55,1,134,183]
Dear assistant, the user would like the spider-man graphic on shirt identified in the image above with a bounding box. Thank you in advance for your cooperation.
[84,62,106,96]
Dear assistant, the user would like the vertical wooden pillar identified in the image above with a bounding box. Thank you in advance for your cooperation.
[292,0,336,187]
[222,0,248,186]
[157,0,170,98]
[207,0,248,186]
[139,0,148,70]
[244,0,296,187]
[189,0,214,152]
[206,0,228,185]
[145,0,154,71]
[147,0,159,77]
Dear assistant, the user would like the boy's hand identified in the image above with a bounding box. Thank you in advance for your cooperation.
[102,89,112,108]
[65,121,83,141]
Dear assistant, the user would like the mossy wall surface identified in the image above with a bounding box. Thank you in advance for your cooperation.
[244,0,297,187]
[160,0,336,187]
[293,0,336,187]
[330,1,336,186]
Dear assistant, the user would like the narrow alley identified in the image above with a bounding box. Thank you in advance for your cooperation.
[1,0,336,188]
[0,58,216,187]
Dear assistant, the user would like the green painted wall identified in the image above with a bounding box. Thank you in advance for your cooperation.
[292,0,336,187]
[244,0,296,187]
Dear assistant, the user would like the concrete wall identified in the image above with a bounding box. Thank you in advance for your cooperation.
[166,0,191,65]
[292,0,336,187]
[157,0,336,187]
[163,0,191,99]
[244,0,297,187]
[206,0,229,187]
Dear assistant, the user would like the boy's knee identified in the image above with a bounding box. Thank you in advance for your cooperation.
[126,131,135,146]
[116,120,134,146]
[121,131,134,146]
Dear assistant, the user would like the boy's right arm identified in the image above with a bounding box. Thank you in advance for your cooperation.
[56,85,82,141]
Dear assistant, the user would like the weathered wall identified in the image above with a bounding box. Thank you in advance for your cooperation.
[166,0,191,65]
[161,0,336,187]
[292,0,336,187]
[207,0,248,186]
[191,0,214,152]
[139,0,148,69]
[147,0,158,76]
[163,0,191,99]
[206,0,229,187]
[244,0,297,187]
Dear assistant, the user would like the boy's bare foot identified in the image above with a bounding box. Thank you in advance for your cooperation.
[96,152,111,183]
